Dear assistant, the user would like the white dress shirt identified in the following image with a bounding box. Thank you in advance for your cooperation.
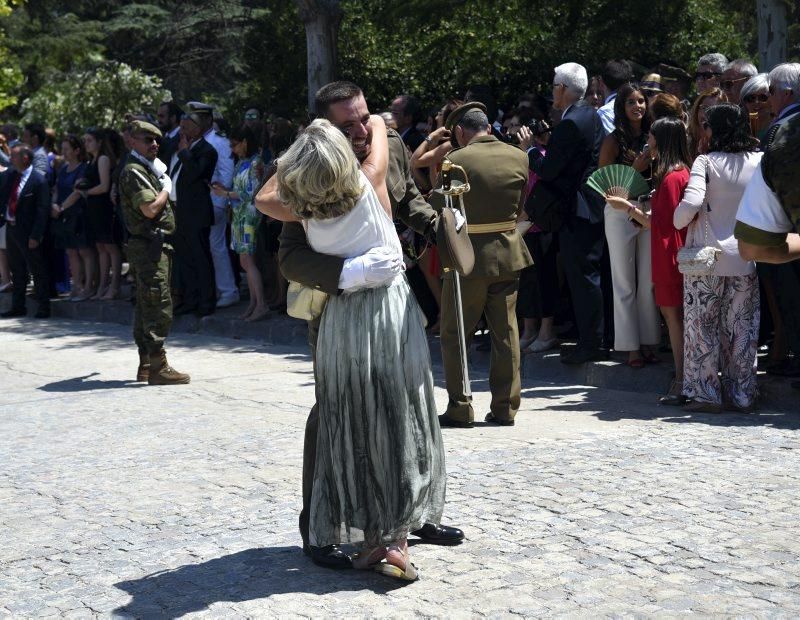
[597,93,616,135]
[203,129,233,210]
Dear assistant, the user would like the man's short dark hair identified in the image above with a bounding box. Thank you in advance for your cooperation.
[24,123,46,145]
[13,143,33,164]
[160,101,184,122]
[464,84,497,124]
[314,81,363,119]
[601,60,633,91]
[397,94,422,123]
[459,109,489,132]
[1,123,18,140]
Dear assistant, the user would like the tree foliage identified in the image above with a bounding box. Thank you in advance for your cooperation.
[0,0,797,127]
[20,60,169,134]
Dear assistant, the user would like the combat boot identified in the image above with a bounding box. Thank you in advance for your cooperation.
[136,350,150,382]
[148,349,191,385]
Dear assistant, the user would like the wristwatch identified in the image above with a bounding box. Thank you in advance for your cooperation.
[424,136,433,144]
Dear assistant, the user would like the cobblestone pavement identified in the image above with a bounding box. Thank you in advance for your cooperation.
[1,318,800,618]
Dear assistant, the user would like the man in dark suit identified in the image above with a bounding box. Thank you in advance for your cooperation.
[170,113,218,316]
[157,101,183,164]
[0,145,52,318]
[525,62,607,364]
[390,94,425,153]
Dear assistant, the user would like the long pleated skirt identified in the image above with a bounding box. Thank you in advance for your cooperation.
[309,275,446,547]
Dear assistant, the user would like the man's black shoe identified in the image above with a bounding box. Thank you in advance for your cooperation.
[485,412,514,426]
[174,303,198,316]
[195,305,215,317]
[0,308,26,318]
[766,358,800,378]
[411,523,465,545]
[560,348,609,365]
[792,380,800,391]
[33,307,50,319]
[438,413,473,429]
[303,544,352,569]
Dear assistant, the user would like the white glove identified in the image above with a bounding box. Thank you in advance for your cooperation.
[150,157,168,177]
[159,173,173,196]
[339,246,405,291]
[451,207,466,232]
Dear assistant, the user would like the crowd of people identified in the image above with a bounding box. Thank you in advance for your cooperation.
[1,54,799,407]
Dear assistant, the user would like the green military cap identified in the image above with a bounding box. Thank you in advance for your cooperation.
[763,115,800,232]
[186,101,214,115]
[445,101,488,131]
[658,63,691,84]
[129,120,162,139]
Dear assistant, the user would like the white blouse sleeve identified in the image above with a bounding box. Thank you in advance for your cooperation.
[674,155,707,230]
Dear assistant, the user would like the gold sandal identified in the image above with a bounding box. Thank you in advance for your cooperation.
[374,540,418,581]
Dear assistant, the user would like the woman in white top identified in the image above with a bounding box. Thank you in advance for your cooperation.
[673,103,762,413]
[259,118,445,581]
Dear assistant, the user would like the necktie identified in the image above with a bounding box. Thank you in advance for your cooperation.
[7,173,21,219]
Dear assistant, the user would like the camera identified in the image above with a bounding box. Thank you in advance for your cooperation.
[508,119,551,145]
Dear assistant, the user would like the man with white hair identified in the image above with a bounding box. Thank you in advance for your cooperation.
[721,59,758,102]
[525,62,606,364]
[763,63,800,147]
[695,52,728,94]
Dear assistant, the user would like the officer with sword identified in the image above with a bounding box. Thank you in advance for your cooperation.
[430,102,532,428]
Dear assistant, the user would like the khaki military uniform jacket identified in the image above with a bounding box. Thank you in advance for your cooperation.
[429,134,532,278]
[118,158,176,240]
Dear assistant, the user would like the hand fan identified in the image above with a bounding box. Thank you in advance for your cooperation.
[586,164,650,200]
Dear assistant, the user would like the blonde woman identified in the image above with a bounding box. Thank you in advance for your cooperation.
[258,118,445,581]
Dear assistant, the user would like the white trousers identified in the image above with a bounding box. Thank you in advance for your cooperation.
[209,206,237,298]
[604,205,661,351]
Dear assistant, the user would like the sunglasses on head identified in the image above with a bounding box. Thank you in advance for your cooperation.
[695,71,721,80]
[744,93,769,104]
[721,76,749,90]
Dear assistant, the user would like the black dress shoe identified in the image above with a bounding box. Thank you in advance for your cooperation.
[485,412,514,426]
[0,308,26,318]
[174,303,198,316]
[33,308,51,319]
[410,523,465,545]
[303,544,352,569]
[438,413,473,429]
[560,348,609,365]
[195,305,215,317]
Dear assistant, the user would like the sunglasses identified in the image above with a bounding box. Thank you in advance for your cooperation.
[721,76,749,90]
[695,71,721,81]
[743,93,770,104]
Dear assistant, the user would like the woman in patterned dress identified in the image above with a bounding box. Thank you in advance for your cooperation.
[213,126,266,320]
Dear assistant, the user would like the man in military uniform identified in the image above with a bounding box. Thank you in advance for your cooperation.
[430,103,531,428]
[256,81,464,570]
[118,120,190,386]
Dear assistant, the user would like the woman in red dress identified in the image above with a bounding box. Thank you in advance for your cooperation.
[606,117,692,405]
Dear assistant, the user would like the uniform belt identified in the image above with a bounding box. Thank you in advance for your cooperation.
[467,221,517,234]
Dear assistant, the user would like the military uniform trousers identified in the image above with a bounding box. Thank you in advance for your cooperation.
[128,239,173,356]
[441,272,522,424]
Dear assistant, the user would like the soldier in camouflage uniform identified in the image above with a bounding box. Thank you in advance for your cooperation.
[118,121,190,385]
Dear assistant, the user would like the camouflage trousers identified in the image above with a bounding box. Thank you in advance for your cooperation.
[129,240,173,356]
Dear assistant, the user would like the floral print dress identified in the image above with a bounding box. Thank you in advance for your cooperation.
[230,155,263,254]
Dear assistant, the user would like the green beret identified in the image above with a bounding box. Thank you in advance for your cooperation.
[445,101,488,131]
[129,120,162,139]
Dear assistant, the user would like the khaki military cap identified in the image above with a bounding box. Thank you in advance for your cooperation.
[129,120,162,139]
[186,101,214,115]
[445,102,488,131]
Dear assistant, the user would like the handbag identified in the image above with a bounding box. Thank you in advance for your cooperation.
[677,157,721,276]
[286,281,328,321]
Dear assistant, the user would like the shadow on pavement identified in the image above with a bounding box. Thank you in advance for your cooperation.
[113,546,407,617]
[39,373,145,392]
[521,385,800,430]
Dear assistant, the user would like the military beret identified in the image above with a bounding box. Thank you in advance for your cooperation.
[186,101,214,115]
[658,63,691,83]
[445,101,488,131]
[762,115,800,232]
[129,120,162,139]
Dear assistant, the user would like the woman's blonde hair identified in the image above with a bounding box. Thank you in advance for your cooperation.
[276,118,362,220]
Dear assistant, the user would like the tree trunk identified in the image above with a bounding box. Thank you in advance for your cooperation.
[295,0,342,114]
[756,0,787,71]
